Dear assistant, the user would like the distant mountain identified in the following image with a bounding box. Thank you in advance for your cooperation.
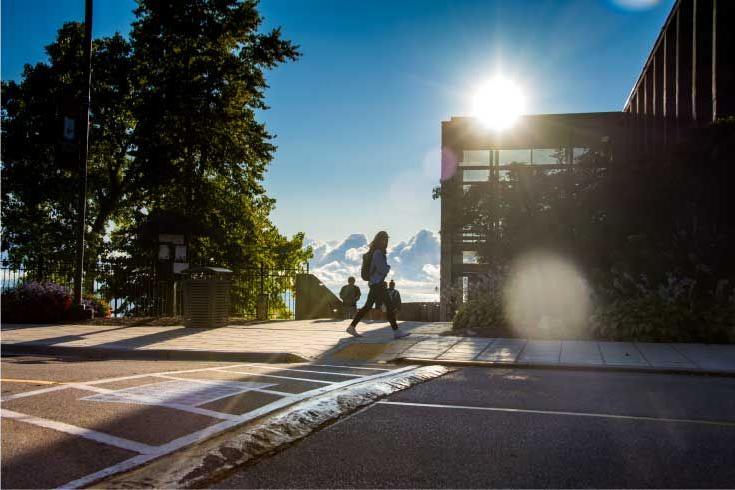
[305,230,440,303]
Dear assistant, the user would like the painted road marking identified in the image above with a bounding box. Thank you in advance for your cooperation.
[56,365,418,489]
[154,375,295,397]
[235,364,364,377]
[82,379,275,407]
[1,408,157,454]
[1,360,409,488]
[377,401,735,428]
[309,363,391,371]
[0,378,62,385]
[217,369,335,384]
[1,384,71,401]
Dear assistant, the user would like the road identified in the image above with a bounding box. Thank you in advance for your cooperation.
[0,353,396,489]
[216,367,735,489]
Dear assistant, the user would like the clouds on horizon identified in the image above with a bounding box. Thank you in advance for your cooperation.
[305,229,440,303]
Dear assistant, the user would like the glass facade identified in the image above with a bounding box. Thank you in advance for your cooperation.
[532,148,565,165]
[498,149,531,165]
[461,150,491,166]
[462,169,489,182]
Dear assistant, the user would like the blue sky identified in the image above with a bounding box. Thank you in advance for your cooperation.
[2,0,675,243]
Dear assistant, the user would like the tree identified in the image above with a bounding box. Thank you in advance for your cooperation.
[2,1,309,273]
[122,0,307,270]
[2,23,136,266]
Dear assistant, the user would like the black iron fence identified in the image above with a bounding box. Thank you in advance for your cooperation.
[1,260,308,320]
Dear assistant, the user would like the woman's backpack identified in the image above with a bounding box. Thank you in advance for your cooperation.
[360,251,372,281]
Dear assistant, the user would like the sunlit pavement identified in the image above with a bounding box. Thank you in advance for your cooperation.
[4,321,734,375]
[215,367,735,489]
[0,320,452,362]
[0,354,405,489]
[376,338,735,374]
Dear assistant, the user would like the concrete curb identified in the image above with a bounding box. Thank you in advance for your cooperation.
[397,357,735,378]
[1,343,309,364]
[91,364,450,489]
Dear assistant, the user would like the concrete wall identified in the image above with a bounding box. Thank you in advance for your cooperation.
[294,274,341,320]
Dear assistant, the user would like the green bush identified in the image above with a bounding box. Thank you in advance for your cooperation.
[590,296,734,343]
[83,293,112,318]
[452,293,511,335]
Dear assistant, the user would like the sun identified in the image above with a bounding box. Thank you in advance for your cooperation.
[472,77,526,130]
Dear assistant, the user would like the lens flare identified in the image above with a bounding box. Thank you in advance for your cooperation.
[472,77,525,130]
[504,251,592,338]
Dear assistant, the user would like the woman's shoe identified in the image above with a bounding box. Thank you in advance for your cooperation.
[393,330,410,339]
[346,324,362,337]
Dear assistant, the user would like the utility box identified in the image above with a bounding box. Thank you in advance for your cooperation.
[181,267,233,328]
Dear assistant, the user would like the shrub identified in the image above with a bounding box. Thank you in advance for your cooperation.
[1,281,73,323]
[589,295,734,343]
[83,293,112,318]
[453,293,511,335]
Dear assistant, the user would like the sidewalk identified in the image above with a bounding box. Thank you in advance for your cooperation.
[2,320,734,375]
[0,320,449,362]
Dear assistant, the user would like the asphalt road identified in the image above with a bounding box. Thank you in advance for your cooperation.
[1,353,393,489]
[216,367,735,489]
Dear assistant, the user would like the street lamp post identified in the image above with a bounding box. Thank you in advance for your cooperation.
[73,0,93,310]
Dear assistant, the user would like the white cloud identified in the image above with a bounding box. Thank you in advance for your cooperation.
[307,229,440,303]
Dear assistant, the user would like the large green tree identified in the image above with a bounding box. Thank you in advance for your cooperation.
[2,24,136,266]
[2,0,309,272]
[118,0,306,270]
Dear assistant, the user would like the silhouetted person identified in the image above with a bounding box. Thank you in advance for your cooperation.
[386,280,401,315]
[347,231,410,339]
[339,276,361,319]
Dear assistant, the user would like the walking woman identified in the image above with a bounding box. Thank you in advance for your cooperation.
[346,231,410,339]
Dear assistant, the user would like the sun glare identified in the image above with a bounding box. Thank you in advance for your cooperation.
[472,77,526,130]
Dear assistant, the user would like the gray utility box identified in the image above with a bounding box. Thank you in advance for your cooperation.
[181,266,233,328]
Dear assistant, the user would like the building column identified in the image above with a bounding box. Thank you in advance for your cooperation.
[676,0,694,122]
[693,0,713,124]
[713,0,735,121]
[664,17,678,145]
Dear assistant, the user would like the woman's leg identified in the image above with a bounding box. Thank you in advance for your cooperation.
[350,285,376,326]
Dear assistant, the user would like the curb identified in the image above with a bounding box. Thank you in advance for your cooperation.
[0,343,309,364]
[397,357,735,378]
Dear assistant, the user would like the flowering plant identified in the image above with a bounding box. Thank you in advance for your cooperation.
[1,281,73,323]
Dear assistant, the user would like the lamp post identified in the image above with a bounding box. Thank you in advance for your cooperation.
[73,0,93,309]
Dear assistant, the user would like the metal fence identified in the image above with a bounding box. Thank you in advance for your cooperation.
[1,260,307,320]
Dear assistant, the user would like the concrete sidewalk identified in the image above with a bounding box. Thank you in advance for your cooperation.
[2,320,734,375]
[375,335,735,375]
[0,320,449,362]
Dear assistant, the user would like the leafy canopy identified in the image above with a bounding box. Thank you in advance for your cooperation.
[2,0,309,270]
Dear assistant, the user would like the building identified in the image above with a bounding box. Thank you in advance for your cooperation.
[438,0,734,320]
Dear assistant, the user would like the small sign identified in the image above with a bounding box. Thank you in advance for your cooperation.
[158,244,171,260]
[173,262,189,274]
[63,117,76,141]
[159,233,185,244]
[174,245,187,261]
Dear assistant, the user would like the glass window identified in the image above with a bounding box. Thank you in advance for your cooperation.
[533,148,565,165]
[461,150,491,166]
[498,149,531,165]
[463,169,489,182]
[573,147,592,164]
[462,251,479,264]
